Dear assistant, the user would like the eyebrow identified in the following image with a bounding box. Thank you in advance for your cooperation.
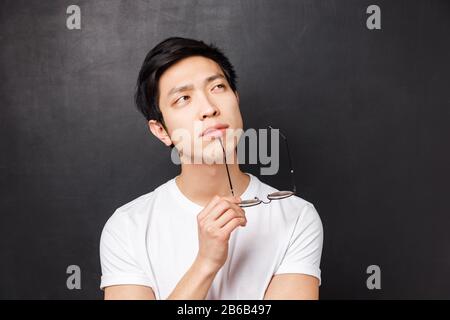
[167,74,226,98]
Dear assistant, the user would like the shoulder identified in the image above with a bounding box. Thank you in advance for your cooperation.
[104,193,153,230]
[255,176,322,227]
[291,195,321,224]
[101,179,171,235]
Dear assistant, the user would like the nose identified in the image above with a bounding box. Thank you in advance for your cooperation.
[199,94,220,119]
[202,108,218,119]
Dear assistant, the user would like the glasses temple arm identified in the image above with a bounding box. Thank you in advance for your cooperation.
[269,126,297,194]
[219,137,235,197]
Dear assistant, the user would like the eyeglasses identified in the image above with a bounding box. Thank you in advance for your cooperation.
[219,125,297,208]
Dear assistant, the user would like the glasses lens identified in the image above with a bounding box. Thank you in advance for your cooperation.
[267,191,295,200]
[238,197,262,208]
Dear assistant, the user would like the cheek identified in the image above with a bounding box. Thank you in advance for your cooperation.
[227,97,243,125]
[164,107,193,129]
[220,94,240,114]
[165,111,199,145]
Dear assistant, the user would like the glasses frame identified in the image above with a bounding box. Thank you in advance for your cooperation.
[219,125,297,208]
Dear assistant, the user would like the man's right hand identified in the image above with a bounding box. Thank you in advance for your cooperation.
[105,195,247,300]
[196,195,247,273]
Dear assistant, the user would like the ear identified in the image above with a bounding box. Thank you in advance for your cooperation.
[235,91,240,103]
[148,120,173,147]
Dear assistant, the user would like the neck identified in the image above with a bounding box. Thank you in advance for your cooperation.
[175,158,250,208]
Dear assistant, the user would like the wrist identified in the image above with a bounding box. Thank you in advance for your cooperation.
[194,255,221,277]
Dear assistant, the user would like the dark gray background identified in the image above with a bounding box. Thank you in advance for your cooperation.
[1,0,449,299]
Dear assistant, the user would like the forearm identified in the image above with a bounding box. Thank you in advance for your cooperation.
[166,256,219,300]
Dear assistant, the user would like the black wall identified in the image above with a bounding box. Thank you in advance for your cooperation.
[1,0,449,299]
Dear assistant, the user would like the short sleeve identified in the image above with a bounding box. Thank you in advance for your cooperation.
[275,202,324,286]
[99,210,154,290]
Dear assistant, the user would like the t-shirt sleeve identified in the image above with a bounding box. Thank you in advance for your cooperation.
[99,210,154,291]
[274,202,324,286]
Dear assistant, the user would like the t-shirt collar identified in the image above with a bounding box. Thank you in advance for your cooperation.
[169,172,258,213]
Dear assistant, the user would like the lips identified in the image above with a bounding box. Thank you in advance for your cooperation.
[200,123,230,137]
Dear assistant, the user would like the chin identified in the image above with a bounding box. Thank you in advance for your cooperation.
[204,136,239,165]
[182,136,236,165]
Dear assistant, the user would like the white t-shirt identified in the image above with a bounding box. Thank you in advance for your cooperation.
[99,172,323,299]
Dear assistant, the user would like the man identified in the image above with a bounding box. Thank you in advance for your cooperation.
[99,37,323,299]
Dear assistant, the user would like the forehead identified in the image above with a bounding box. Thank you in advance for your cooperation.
[158,56,225,93]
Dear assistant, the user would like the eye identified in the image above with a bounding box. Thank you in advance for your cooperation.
[174,95,190,105]
[213,83,226,91]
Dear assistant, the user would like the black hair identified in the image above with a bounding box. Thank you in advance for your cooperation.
[134,37,238,149]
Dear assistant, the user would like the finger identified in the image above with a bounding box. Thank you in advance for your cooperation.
[197,195,240,221]
[220,198,245,219]
[209,198,245,221]
[214,208,247,228]
[220,195,241,204]
[197,195,222,221]
[220,217,247,237]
